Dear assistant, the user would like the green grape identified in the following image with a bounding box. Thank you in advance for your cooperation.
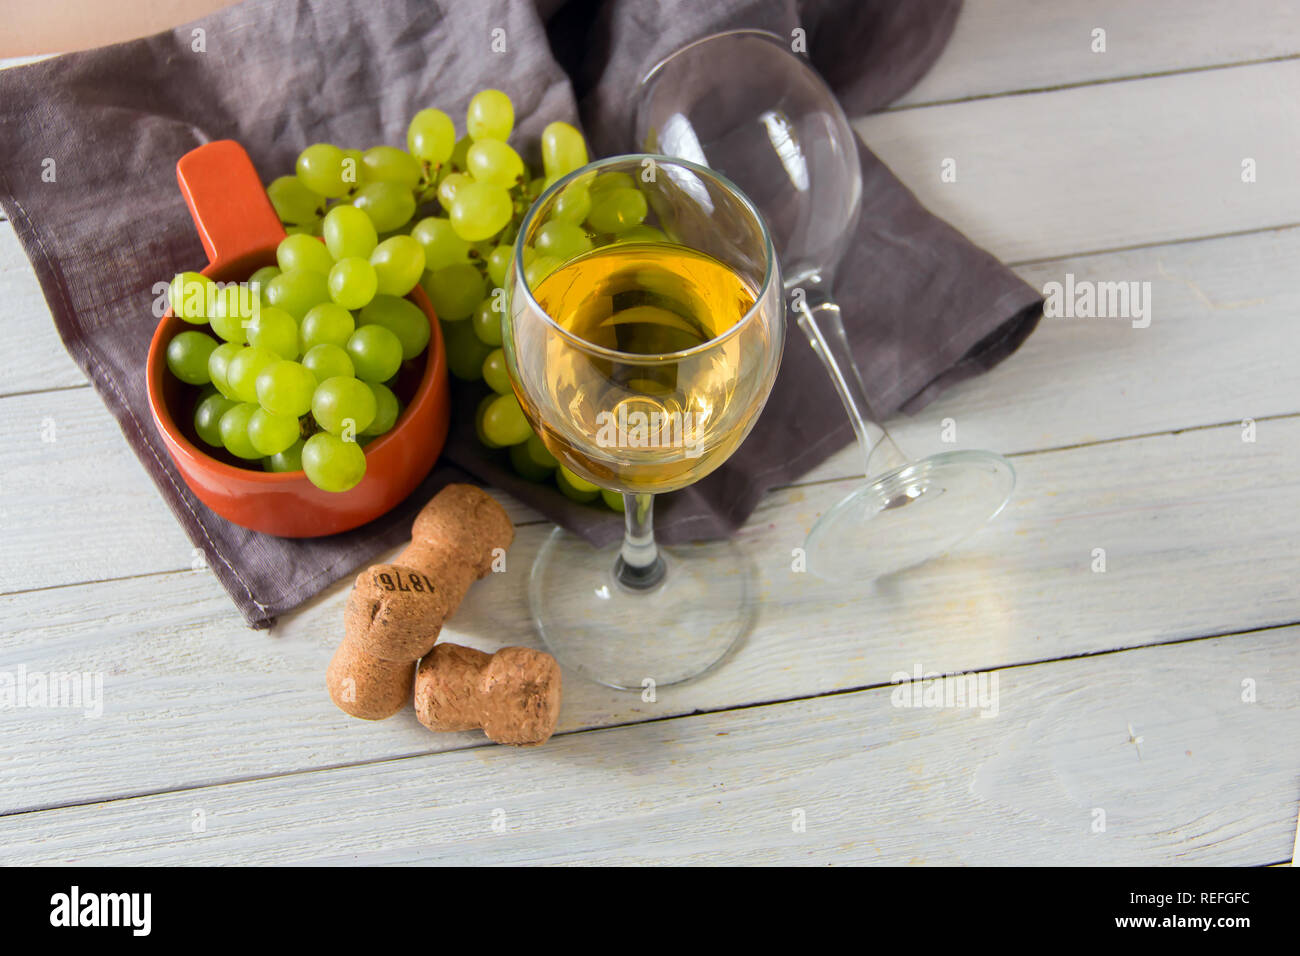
[407,108,456,164]
[553,183,592,225]
[443,316,494,381]
[277,233,334,275]
[410,217,473,271]
[248,407,301,456]
[296,143,352,199]
[358,295,430,359]
[268,438,305,473]
[589,171,635,196]
[524,255,562,288]
[207,342,242,399]
[556,464,600,502]
[509,441,553,481]
[481,348,512,395]
[218,402,262,460]
[168,272,216,323]
[474,393,503,448]
[267,175,324,224]
[466,139,524,187]
[245,305,299,359]
[302,432,367,492]
[226,345,279,403]
[249,266,281,303]
[352,181,416,232]
[524,433,558,469]
[194,393,237,447]
[466,89,514,141]
[312,375,377,435]
[421,264,484,321]
[486,245,513,288]
[449,182,512,242]
[534,220,592,261]
[362,382,400,436]
[266,268,332,320]
[361,146,421,190]
[301,343,354,382]
[471,296,504,346]
[525,176,546,200]
[448,135,472,171]
[328,257,379,310]
[481,393,531,446]
[300,302,355,351]
[256,360,318,418]
[166,330,218,385]
[208,284,256,342]
[436,171,470,209]
[600,488,625,512]
[587,187,648,233]
[369,235,425,296]
[345,325,403,383]
[541,122,588,179]
[322,204,378,261]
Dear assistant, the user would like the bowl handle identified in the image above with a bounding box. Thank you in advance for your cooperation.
[176,140,286,267]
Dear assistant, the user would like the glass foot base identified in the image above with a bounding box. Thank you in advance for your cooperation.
[528,527,754,690]
[806,450,1015,583]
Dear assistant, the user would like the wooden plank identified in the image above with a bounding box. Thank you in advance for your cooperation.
[0,386,198,589]
[840,223,1300,478]
[896,0,1300,107]
[2,417,1297,813]
[0,223,85,396]
[4,223,1298,591]
[1,626,1294,865]
[1,4,239,60]
[855,60,1300,264]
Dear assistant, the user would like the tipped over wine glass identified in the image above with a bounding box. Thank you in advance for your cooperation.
[634,29,1015,582]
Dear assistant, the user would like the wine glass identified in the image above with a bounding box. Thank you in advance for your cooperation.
[634,29,1015,582]
[504,155,784,689]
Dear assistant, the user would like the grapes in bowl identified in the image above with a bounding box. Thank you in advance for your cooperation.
[146,141,449,538]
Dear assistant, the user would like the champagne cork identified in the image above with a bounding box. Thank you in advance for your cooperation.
[414,643,562,746]
[327,484,514,720]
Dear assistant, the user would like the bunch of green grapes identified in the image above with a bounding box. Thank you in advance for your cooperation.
[163,212,428,492]
[257,89,641,511]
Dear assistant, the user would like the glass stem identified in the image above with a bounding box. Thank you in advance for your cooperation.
[794,287,910,478]
[615,492,666,590]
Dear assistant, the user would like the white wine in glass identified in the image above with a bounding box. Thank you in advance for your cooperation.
[505,156,783,689]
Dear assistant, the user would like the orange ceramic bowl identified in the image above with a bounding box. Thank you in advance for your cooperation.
[146,140,449,537]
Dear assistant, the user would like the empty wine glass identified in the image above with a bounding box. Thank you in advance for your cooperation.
[634,29,1015,581]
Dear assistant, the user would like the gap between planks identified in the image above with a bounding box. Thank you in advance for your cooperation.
[886,52,1300,113]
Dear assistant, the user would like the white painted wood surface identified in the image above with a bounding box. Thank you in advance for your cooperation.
[2,628,1295,865]
[895,0,1300,107]
[1,2,1297,865]
[5,417,1297,813]
[856,59,1300,264]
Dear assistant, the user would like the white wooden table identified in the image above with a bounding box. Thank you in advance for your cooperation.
[2,0,1298,865]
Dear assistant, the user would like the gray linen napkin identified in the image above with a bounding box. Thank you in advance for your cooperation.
[0,0,1041,627]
